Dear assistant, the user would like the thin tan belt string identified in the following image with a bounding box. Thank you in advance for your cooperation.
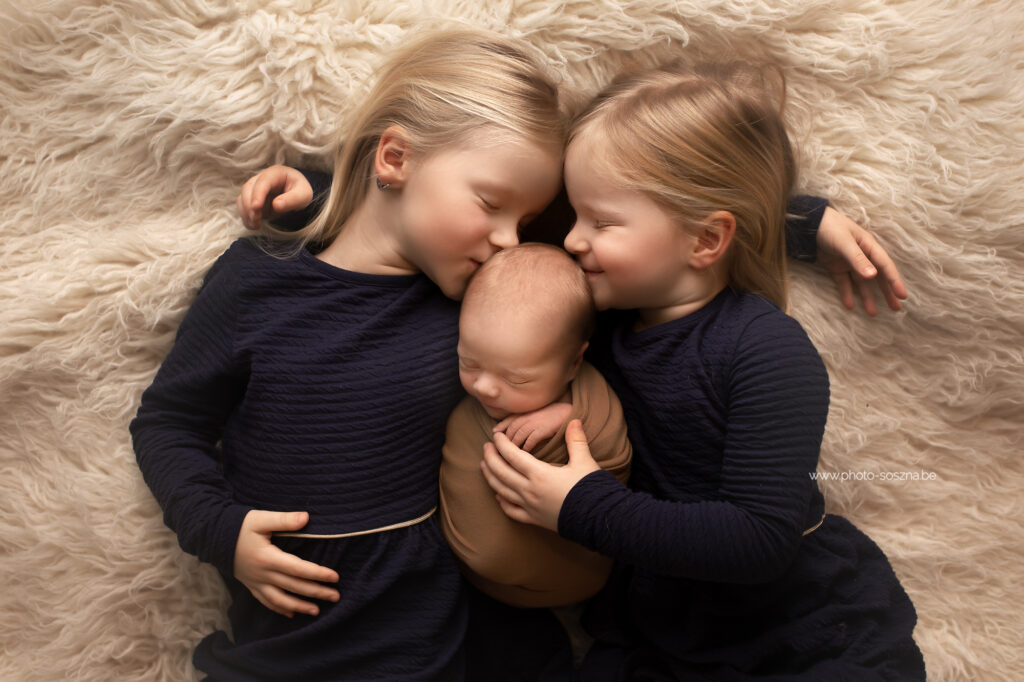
[275,506,437,540]
[802,512,827,536]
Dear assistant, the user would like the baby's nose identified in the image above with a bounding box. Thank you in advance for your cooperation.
[474,375,501,398]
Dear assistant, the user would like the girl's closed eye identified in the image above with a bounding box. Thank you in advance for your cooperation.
[479,197,500,211]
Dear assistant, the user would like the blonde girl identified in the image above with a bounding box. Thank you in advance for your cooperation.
[131,28,563,681]
[482,62,925,680]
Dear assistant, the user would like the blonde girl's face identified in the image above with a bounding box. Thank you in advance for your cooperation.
[562,134,697,321]
[396,135,563,300]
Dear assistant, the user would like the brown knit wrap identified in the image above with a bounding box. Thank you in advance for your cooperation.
[439,362,631,607]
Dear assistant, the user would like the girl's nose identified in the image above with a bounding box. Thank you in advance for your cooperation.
[563,221,588,254]
[488,220,519,252]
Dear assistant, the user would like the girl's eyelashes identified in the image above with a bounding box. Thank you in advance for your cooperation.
[479,197,499,211]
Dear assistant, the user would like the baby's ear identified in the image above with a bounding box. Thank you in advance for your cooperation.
[689,211,736,270]
[374,125,413,188]
[569,341,588,376]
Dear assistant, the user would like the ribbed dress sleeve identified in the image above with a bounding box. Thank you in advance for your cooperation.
[267,168,332,232]
[130,243,254,576]
[785,195,829,263]
[558,314,830,584]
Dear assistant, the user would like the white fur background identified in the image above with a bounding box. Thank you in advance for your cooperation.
[1,1,1021,680]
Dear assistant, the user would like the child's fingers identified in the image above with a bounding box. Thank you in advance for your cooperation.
[271,187,305,215]
[480,443,528,504]
[854,276,879,317]
[266,569,340,605]
[267,546,339,585]
[831,273,857,311]
[236,192,249,228]
[863,242,908,307]
[247,509,309,534]
[878,276,904,312]
[256,583,319,618]
[494,495,531,524]
[564,419,598,468]
[251,173,278,217]
[237,179,256,229]
[244,176,265,226]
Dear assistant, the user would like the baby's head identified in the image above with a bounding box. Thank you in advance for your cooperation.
[457,244,594,420]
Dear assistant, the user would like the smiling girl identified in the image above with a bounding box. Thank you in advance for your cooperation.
[482,61,926,680]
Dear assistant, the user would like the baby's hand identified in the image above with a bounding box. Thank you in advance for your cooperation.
[816,207,909,315]
[233,510,339,618]
[482,419,600,532]
[494,402,573,452]
[236,165,314,230]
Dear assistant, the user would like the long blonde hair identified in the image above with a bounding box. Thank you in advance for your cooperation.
[570,61,796,309]
[271,28,565,249]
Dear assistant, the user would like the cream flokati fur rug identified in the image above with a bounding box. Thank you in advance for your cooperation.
[1,0,1021,680]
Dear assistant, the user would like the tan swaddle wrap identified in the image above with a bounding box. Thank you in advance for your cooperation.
[439,362,631,608]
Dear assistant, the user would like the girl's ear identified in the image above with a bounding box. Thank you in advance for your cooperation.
[374,125,413,188]
[689,211,736,270]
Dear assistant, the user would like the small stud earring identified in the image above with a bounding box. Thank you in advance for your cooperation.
[376,177,390,191]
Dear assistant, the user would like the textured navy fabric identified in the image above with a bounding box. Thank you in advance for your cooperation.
[131,238,468,680]
[560,290,925,680]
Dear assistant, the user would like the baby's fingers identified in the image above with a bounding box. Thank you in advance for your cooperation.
[522,430,546,452]
[505,422,531,448]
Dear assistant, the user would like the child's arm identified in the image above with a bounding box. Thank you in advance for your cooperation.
[484,318,828,583]
[787,197,908,314]
[236,165,327,230]
[131,243,338,617]
[817,207,908,314]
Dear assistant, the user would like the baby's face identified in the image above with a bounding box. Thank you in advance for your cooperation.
[457,310,578,420]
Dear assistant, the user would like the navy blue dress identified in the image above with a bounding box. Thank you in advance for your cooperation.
[131,238,467,681]
[559,290,925,680]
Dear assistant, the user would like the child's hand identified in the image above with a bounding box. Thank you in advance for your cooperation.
[493,402,573,452]
[816,207,909,315]
[233,510,340,618]
[481,419,600,532]
[236,165,314,230]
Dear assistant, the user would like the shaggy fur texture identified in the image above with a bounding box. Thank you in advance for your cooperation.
[1,1,1021,680]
